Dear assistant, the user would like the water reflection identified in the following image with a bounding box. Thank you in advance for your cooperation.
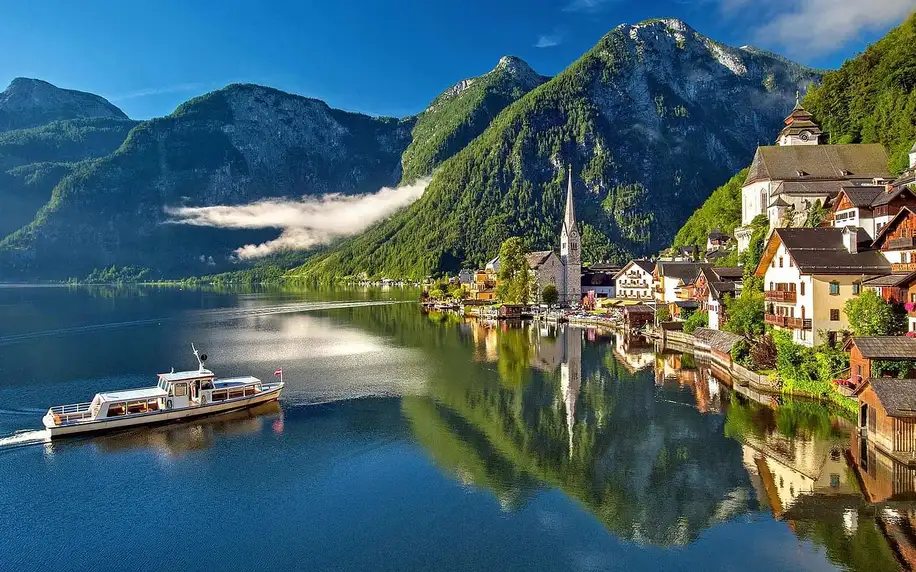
[64,402,284,458]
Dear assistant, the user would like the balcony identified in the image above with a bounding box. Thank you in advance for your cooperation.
[892,262,916,273]
[786,317,813,330]
[765,314,788,327]
[888,236,916,250]
[765,290,797,303]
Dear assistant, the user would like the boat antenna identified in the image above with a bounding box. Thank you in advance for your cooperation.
[191,343,207,372]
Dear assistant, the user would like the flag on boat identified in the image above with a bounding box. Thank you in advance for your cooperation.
[274,368,283,377]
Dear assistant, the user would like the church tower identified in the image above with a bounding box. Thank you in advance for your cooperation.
[777,92,822,146]
[560,166,582,305]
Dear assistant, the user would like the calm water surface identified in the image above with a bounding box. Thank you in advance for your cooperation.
[0,286,911,571]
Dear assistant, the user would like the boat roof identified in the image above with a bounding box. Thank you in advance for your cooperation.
[158,369,214,382]
[98,387,168,402]
[215,376,261,385]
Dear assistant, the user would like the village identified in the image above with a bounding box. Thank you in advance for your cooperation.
[423,99,916,470]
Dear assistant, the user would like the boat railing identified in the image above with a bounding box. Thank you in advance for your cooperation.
[49,402,92,415]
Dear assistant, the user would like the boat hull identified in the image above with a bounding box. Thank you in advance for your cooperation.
[44,384,283,438]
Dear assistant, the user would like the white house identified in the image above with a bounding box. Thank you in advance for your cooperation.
[614,260,655,301]
[830,185,916,239]
[694,266,743,330]
[654,261,705,304]
[755,227,890,347]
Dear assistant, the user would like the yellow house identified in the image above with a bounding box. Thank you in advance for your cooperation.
[755,227,890,347]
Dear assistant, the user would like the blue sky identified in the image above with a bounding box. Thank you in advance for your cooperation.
[0,0,910,119]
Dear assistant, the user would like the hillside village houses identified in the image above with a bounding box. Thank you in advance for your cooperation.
[613,260,655,301]
[735,98,892,251]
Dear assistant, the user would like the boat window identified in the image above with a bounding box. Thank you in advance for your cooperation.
[228,389,244,399]
[244,387,256,397]
[212,390,227,402]
[107,402,126,417]
[173,383,188,397]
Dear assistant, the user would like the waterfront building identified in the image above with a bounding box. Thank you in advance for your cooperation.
[613,260,655,301]
[525,250,563,302]
[755,227,890,347]
[654,261,706,304]
[693,266,743,330]
[846,336,916,385]
[581,267,616,299]
[855,378,916,463]
[735,101,890,251]
[469,269,497,301]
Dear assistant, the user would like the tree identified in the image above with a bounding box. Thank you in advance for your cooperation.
[656,306,671,323]
[450,285,468,300]
[683,310,708,334]
[496,237,532,304]
[541,283,559,306]
[723,289,765,337]
[428,288,444,300]
[844,289,904,336]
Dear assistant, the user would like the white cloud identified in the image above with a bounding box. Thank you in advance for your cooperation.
[110,82,212,101]
[534,34,563,48]
[165,178,431,260]
[744,0,912,56]
[563,0,614,13]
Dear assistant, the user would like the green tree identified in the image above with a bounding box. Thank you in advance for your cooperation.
[844,289,903,336]
[656,305,671,323]
[428,288,444,300]
[541,283,559,306]
[496,237,531,304]
[449,284,468,300]
[723,289,765,337]
[683,310,708,334]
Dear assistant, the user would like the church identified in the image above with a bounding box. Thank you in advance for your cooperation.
[735,96,891,251]
[526,167,582,305]
[479,166,582,305]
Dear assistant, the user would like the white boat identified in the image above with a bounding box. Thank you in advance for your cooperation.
[42,345,284,438]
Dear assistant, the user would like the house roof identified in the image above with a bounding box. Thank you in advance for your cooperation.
[657,261,708,283]
[672,300,699,309]
[838,186,884,208]
[708,229,730,241]
[712,266,743,279]
[708,281,739,299]
[861,273,916,288]
[692,328,743,354]
[614,259,655,279]
[862,378,916,418]
[624,304,654,315]
[704,250,729,261]
[525,250,555,270]
[768,196,790,208]
[772,180,853,197]
[755,227,891,276]
[746,144,890,185]
[871,184,916,207]
[848,336,916,359]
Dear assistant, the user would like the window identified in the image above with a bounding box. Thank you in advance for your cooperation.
[770,281,774,290]
[830,309,840,321]
[779,256,784,268]
[771,259,775,268]
[789,258,794,268]
[800,282,805,296]
[173,383,187,397]
[829,282,840,295]
[107,403,126,417]
[852,282,861,295]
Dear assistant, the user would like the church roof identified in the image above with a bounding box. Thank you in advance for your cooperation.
[772,180,852,197]
[563,166,577,235]
[525,250,555,269]
[745,144,890,186]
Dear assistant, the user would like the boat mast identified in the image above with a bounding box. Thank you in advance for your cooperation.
[191,343,206,372]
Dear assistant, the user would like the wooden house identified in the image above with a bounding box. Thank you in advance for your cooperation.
[845,336,916,385]
[622,305,654,329]
[855,378,916,462]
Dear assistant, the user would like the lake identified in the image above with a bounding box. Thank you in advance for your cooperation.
[0,285,911,571]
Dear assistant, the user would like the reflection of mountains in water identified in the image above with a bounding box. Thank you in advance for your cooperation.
[72,402,283,457]
[407,323,756,546]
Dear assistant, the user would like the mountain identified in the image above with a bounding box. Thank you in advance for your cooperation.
[292,19,818,280]
[0,84,414,278]
[400,56,547,182]
[669,12,916,254]
[0,80,138,243]
[805,12,916,173]
[0,78,128,132]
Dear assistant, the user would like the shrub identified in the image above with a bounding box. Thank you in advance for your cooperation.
[683,310,708,334]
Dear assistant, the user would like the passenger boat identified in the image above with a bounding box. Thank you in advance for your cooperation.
[42,345,284,438]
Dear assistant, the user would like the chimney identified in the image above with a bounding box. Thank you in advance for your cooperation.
[842,226,858,254]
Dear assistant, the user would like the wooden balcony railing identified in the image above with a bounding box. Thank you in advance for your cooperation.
[787,317,813,330]
[765,290,797,303]
[765,314,788,327]
[892,262,916,272]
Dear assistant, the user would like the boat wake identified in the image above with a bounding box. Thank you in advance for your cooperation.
[0,300,407,346]
[0,429,51,449]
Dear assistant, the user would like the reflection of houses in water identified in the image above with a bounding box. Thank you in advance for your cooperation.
[742,432,856,518]
[850,431,916,503]
[469,320,500,363]
[613,333,654,373]
[655,353,697,387]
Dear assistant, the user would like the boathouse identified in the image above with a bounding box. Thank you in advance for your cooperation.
[845,336,916,384]
[855,378,916,461]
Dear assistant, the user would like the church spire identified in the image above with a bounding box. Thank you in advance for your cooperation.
[564,164,576,234]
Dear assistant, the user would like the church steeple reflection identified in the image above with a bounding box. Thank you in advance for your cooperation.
[560,326,582,459]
